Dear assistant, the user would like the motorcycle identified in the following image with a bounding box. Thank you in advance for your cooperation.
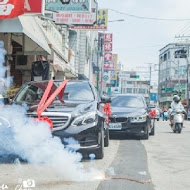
[171,111,184,133]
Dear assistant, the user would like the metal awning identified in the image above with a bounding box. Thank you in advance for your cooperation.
[0,16,51,55]
[36,19,68,63]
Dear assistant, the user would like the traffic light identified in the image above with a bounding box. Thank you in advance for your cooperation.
[130,74,140,79]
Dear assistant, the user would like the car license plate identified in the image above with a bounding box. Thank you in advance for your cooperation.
[109,123,122,130]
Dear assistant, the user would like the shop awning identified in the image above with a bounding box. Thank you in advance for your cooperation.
[36,19,68,63]
[0,16,51,55]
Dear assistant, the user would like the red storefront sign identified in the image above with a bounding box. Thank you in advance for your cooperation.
[104,42,113,51]
[104,61,114,71]
[104,33,113,42]
[24,0,44,14]
[104,52,112,61]
[0,0,25,19]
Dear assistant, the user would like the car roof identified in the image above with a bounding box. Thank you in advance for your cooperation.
[25,80,89,85]
[112,94,144,98]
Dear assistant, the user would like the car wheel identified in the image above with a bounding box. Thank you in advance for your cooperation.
[104,127,109,147]
[95,127,104,159]
[142,126,149,140]
[150,122,155,136]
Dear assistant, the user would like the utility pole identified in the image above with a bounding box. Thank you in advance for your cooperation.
[149,65,152,95]
[186,61,189,112]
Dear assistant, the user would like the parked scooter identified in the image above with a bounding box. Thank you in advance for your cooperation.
[171,111,184,133]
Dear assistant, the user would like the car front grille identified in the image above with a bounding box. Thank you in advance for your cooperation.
[110,117,128,123]
[26,112,71,131]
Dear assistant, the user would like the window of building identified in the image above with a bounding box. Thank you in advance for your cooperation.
[164,53,167,61]
[127,88,132,93]
[139,88,146,94]
[168,51,170,59]
[127,81,133,84]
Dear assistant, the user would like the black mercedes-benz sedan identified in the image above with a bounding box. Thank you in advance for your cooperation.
[109,94,155,139]
[12,80,111,159]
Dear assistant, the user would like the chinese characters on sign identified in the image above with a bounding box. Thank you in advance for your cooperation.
[70,9,108,30]
[54,12,96,25]
[0,0,25,19]
[104,42,112,51]
[104,33,113,42]
[104,52,112,61]
[53,0,97,25]
[104,33,114,71]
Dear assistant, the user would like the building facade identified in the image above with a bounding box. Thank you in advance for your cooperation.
[158,43,189,108]
[119,71,150,99]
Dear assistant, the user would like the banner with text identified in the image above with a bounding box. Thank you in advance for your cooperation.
[0,0,25,19]
[70,9,108,30]
[104,33,114,71]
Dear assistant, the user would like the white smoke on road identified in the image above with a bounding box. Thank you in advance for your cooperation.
[0,41,103,181]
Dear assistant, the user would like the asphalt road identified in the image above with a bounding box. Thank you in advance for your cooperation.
[0,120,190,190]
[142,120,190,190]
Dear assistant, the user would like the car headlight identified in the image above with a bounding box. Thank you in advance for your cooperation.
[130,114,147,123]
[71,112,97,126]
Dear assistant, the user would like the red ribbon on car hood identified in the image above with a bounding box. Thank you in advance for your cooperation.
[36,80,69,130]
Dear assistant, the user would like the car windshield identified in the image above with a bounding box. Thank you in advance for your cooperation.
[111,95,145,108]
[14,81,94,104]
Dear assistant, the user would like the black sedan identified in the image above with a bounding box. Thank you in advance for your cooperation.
[109,94,154,139]
[12,80,110,159]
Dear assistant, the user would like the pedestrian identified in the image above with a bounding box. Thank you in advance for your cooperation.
[161,107,167,120]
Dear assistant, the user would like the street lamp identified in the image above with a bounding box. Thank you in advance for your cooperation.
[108,19,125,22]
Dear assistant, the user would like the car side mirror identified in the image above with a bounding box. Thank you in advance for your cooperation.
[101,96,111,103]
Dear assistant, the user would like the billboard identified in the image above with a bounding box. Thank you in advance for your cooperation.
[45,0,91,12]
[54,11,96,25]
[25,0,44,14]
[70,9,108,30]
[53,0,97,25]
[110,54,118,80]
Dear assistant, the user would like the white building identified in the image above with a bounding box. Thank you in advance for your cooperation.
[159,43,189,107]
[119,71,150,98]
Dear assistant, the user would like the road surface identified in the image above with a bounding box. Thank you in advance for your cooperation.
[0,120,189,190]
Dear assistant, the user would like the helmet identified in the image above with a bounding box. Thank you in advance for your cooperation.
[173,95,180,103]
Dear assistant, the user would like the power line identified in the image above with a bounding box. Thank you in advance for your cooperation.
[109,9,190,22]
[175,22,190,36]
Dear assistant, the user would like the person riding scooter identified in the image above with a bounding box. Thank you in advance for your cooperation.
[170,95,186,127]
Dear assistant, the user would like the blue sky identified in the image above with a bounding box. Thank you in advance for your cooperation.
[98,0,190,72]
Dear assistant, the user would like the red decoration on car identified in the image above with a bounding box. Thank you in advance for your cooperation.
[103,103,112,123]
[36,80,69,130]
[149,109,156,118]
[34,117,53,130]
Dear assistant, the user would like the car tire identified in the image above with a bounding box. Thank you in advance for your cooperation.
[95,127,104,159]
[157,118,159,121]
[142,126,149,140]
[104,127,109,147]
[150,122,155,136]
